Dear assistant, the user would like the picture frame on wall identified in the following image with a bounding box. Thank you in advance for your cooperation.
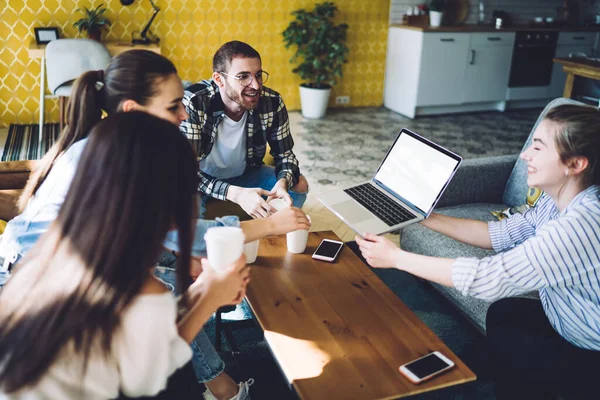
[34,27,59,45]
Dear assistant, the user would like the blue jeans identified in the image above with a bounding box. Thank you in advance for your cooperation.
[154,252,225,383]
[0,271,9,286]
[201,165,308,217]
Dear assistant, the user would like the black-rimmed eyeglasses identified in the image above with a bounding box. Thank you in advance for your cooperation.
[220,71,269,87]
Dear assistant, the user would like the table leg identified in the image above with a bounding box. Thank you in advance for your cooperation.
[39,56,45,157]
[563,72,575,98]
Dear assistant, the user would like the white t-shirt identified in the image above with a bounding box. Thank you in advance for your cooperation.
[199,112,247,179]
[1,292,192,400]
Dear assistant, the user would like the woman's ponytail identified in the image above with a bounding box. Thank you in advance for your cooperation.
[17,70,105,211]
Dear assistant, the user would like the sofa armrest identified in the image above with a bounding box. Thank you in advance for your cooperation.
[436,154,518,208]
[0,190,23,221]
[0,161,37,222]
[0,160,37,190]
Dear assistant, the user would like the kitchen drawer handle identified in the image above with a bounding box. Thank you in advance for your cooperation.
[487,37,501,41]
[572,36,586,40]
[469,49,476,64]
[517,44,556,48]
[440,38,455,42]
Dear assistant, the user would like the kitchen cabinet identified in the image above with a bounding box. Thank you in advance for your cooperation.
[549,32,598,98]
[416,33,470,106]
[384,27,515,118]
[463,33,515,103]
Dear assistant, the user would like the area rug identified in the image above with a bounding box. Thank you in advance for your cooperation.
[2,123,60,161]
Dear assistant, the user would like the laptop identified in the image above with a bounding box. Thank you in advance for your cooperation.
[319,128,462,236]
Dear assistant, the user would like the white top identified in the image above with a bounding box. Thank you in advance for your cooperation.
[1,292,192,400]
[0,139,89,261]
[199,112,247,179]
[452,186,600,350]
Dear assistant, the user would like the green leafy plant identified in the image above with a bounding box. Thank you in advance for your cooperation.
[428,0,447,12]
[282,1,349,89]
[73,4,111,38]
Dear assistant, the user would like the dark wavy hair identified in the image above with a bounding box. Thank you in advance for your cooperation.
[0,112,198,393]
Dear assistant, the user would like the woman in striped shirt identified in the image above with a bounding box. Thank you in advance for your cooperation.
[356,104,600,400]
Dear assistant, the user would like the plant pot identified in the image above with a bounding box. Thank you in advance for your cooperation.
[87,30,101,42]
[299,84,331,119]
[429,11,443,28]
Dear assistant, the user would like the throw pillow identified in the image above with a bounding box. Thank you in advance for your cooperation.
[491,187,543,221]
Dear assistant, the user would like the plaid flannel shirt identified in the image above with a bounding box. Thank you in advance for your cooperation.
[180,80,301,200]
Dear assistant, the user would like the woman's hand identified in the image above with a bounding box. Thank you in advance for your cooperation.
[355,233,402,269]
[190,255,251,309]
[267,207,310,235]
[178,256,251,343]
[190,256,203,281]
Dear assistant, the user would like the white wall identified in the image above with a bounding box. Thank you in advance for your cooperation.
[390,0,596,25]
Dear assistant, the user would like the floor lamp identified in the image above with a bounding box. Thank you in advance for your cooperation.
[120,0,161,45]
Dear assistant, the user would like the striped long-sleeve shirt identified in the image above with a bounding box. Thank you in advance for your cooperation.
[452,185,600,350]
[180,80,300,200]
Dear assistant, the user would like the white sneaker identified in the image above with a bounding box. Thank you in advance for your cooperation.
[202,378,254,400]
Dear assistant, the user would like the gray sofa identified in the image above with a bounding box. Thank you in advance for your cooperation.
[399,97,585,333]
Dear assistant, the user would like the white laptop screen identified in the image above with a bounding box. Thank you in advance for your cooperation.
[373,131,461,214]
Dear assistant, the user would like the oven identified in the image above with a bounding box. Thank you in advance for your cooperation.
[508,31,558,87]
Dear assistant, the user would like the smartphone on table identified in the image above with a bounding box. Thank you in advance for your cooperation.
[312,239,344,262]
[399,351,455,384]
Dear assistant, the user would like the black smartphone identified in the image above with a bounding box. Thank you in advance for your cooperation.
[312,239,344,262]
[399,351,455,384]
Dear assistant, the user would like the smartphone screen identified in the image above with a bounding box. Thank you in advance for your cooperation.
[404,353,452,379]
[315,240,343,258]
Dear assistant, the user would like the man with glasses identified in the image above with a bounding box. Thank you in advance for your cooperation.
[181,41,308,219]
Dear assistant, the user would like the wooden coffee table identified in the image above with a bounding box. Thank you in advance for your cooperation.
[245,231,476,400]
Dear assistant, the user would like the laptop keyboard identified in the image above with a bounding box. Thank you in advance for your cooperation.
[344,183,415,227]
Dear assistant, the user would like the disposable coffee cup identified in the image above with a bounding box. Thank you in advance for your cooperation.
[204,226,245,271]
[268,198,289,212]
[286,215,311,254]
[243,240,259,264]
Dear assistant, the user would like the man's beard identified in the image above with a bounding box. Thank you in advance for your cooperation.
[225,85,260,111]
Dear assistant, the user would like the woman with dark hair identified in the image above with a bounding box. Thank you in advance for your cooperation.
[0,50,307,400]
[356,104,600,399]
[0,112,250,399]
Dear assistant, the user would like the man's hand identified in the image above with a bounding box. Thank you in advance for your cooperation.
[267,207,311,235]
[266,178,292,206]
[355,233,402,269]
[227,186,276,219]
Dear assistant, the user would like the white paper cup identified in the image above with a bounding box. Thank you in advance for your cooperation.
[268,198,289,211]
[286,215,311,254]
[243,240,259,264]
[204,226,245,271]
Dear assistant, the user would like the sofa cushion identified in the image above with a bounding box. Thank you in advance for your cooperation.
[491,187,543,220]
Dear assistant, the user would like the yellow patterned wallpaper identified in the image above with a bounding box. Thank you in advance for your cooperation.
[0,0,390,127]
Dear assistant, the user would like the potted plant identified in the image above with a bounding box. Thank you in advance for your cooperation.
[428,0,447,28]
[73,3,111,41]
[282,1,349,119]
